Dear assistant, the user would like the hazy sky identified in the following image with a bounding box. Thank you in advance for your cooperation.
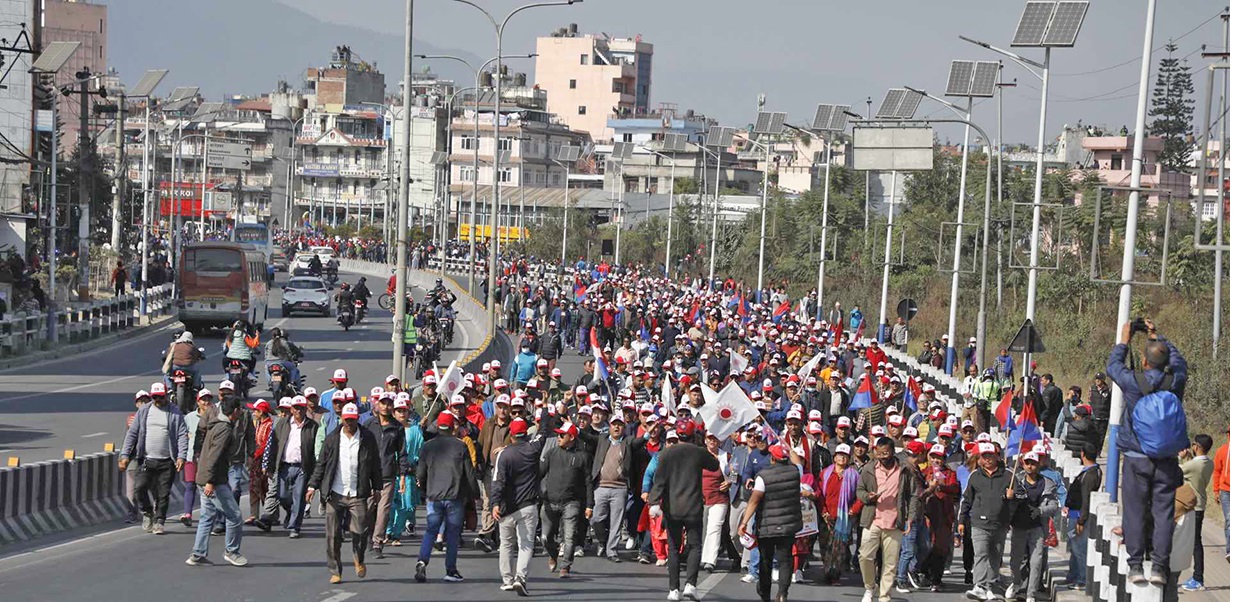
[272,0,1226,144]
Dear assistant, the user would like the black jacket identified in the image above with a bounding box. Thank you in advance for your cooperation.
[417,432,479,502]
[649,443,720,521]
[1063,418,1097,455]
[959,467,1016,531]
[1040,384,1063,432]
[364,417,408,480]
[1068,464,1103,524]
[196,417,236,487]
[537,332,562,360]
[491,438,542,516]
[754,462,803,538]
[270,416,319,475]
[540,439,593,506]
[308,426,384,499]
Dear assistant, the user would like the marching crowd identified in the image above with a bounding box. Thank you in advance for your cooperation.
[116,257,1224,602]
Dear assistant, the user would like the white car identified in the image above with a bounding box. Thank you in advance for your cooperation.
[281,277,331,317]
[309,246,336,264]
[291,253,318,276]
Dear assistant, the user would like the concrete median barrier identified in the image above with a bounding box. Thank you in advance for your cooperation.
[0,451,129,545]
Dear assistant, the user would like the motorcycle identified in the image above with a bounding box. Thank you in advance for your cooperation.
[268,363,299,399]
[171,368,194,414]
[325,265,338,285]
[226,359,251,398]
[353,299,366,324]
[439,317,454,344]
[338,304,355,331]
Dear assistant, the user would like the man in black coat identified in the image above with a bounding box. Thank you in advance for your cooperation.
[269,396,319,537]
[649,418,721,601]
[1038,374,1063,434]
[306,403,383,584]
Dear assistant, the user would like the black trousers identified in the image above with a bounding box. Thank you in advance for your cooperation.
[1193,509,1205,582]
[133,457,176,521]
[666,517,704,591]
[757,534,795,602]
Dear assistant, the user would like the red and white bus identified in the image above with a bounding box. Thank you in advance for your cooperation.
[178,242,270,333]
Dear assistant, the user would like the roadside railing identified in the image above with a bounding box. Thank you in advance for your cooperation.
[0,284,175,358]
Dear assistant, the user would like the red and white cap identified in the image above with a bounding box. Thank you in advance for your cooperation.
[150,382,167,396]
[1022,451,1041,463]
[551,368,562,378]
[836,416,852,428]
[196,389,213,400]
[393,397,410,410]
[886,414,905,427]
[807,410,822,422]
[292,395,308,407]
[493,378,509,390]
[639,402,655,415]
[961,419,975,429]
[342,387,357,401]
[385,374,400,384]
[577,405,593,416]
[422,374,437,386]
[278,397,293,408]
[938,424,955,437]
[870,425,885,436]
[786,409,804,422]
[331,390,347,402]
[219,380,236,391]
[494,394,512,406]
[902,426,919,438]
[977,442,998,455]
[332,368,348,382]
[370,386,384,399]
[134,390,150,400]
[449,394,466,406]
[340,403,360,420]
[537,358,549,368]
[807,422,823,435]
[303,386,318,398]
[554,420,578,437]
[574,385,589,396]
[929,444,947,458]
[835,443,852,455]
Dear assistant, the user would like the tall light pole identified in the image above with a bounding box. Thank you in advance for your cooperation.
[417,53,535,292]
[794,104,849,320]
[392,0,415,378]
[451,0,581,334]
[976,75,1015,369]
[702,126,734,282]
[551,144,580,267]
[644,138,685,277]
[125,70,169,315]
[750,111,784,302]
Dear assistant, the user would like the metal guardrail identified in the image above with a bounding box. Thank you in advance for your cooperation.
[423,255,487,277]
[0,284,175,359]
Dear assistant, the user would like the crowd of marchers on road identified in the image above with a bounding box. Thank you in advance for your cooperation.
[116,255,1225,602]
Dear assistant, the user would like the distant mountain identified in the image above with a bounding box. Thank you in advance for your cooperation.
[109,0,482,100]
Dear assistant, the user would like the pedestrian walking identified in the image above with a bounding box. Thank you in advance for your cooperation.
[1007,451,1057,602]
[1179,434,1214,592]
[737,442,803,602]
[541,419,593,578]
[857,436,923,602]
[186,395,247,567]
[958,441,1014,600]
[415,410,480,584]
[648,417,721,601]
[491,417,542,595]
[306,402,383,584]
[119,382,189,535]
[386,395,424,545]
[272,394,318,538]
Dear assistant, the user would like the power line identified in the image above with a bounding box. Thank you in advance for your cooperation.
[1059,9,1223,77]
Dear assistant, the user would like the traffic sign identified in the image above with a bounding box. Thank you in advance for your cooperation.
[897,298,918,322]
[1007,318,1046,354]
[207,155,251,170]
[206,140,252,158]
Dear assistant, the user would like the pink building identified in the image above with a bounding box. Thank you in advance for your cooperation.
[535,24,652,142]
[1076,135,1191,204]
[42,0,107,155]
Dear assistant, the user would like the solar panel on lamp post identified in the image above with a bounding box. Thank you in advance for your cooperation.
[126,70,169,316]
[869,89,922,342]
[700,125,734,282]
[610,142,634,266]
[750,111,785,302]
[805,104,849,321]
[553,144,581,268]
[646,134,687,277]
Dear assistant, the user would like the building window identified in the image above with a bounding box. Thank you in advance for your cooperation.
[622,133,633,143]
[458,166,475,182]
[580,54,589,65]
[1110,153,1124,170]
[612,81,624,94]
[569,79,577,89]
[1202,201,1218,219]
[499,168,513,183]
[577,106,587,115]
[461,135,475,150]
[498,137,513,152]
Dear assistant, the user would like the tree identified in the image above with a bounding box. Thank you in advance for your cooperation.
[1149,42,1196,172]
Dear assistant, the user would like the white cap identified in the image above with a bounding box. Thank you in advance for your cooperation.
[834,443,852,455]
[219,380,235,391]
[149,382,167,396]
[332,368,348,381]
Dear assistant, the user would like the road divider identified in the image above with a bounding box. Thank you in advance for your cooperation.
[0,451,129,546]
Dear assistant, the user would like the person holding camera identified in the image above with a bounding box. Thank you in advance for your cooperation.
[1105,318,1188,586]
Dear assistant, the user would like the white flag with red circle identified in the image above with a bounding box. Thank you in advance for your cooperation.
[700,381,760,440]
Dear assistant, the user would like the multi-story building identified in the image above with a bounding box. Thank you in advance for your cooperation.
[0,0,35,255]
[447,87,591,236]
[304,45,385,111]
[1190,140,1229,221]
[535,24,652,141]
[1077,135,1191,204]
[42,0,106,155]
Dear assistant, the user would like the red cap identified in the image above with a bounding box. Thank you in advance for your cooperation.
[674,417,697,440]
[554,420,579,438]
[436,410,456,429]
[768,443,788,461]
[247,399,272,414]
[508,419,530,437]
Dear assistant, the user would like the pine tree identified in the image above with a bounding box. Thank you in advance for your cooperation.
[1148,42,1195,172]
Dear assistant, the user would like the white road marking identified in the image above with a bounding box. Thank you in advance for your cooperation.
[319,592,356,602]
[0,343,228,405]
[696,571,726,597]
[81,432,107,438]
[316,366,326,371]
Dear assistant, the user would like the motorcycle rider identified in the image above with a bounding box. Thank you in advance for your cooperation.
[264,328,304,393]
[352,277,372,321]
[434,298,457,341]
[325,255,339,281]
[222,320,258,379]
[164,331,205,391]
[335,283,354,321]
[403,299,422,367]
[308,254,323,277]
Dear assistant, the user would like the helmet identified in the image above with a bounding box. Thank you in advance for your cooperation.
[358,277,366,283]
[674,417,697,440]
[341,283,350,290]
[271,327,284,339]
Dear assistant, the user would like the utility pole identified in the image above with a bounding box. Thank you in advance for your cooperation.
[393,0,415,377]
[111,101,125,251]
[76,67,91,301]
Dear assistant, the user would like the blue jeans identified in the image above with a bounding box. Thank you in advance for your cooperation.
[897,519,928,579]
[212,464,248,528]
[277,464,307,530]
[193,482,242,557]
[1223,491,1230,557]
[420,499,465,571]
[1066,512,1088,586]
[265,359,301,391]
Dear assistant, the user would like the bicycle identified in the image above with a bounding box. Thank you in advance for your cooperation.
[378,292,394,311]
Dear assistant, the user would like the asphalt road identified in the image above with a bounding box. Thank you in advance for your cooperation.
[0,270,469,465]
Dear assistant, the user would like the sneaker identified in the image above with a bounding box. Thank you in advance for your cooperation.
[682,584,699,601]
[895,583,913,594]
[637,555,653,565]
[354,560,366,578]
[549,558,558,572]
[330,575,342,584]
[1148,569,1167,586]
[794,570,811,584]
[966,585,990,600]
[141,514,154,533]
[625,536,637,550]
[740,573,758,584]
[1181,578,1205,591]
[211,525,225,536]
[861,589,874,602]
[179,514,193,528]
[929,584,942,593]
[443,571,465,583]
[1068,583,1085,591]
[1128,566,1147,584]
[656,558,668,566]
[574,545,585,557]
[908,571,924,590]
[702,563,715,573]
[184,554,210,566]
[152,522,165,535]
[415,560,427,583]
[1004,584,1018,600]
[772,568,779,582]
[289,530,301,539]
[666,590,680,601]
[609,555,622,563]
[559,568,571,579]
[514,579,528,597]
[254,519,272,533]
[372,545,384,560]
[222,551,248,567]
[500,583,515,591]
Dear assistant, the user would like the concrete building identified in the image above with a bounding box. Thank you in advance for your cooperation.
[535,24,652,141]
[1190,139,1229,221]
[388,104,447,226]
[0,0,35,256]
[303,45,385,112]
[293,105,388,227]
[42,0,106,155]
[1076,135,1191,204]
[448,89,590,237]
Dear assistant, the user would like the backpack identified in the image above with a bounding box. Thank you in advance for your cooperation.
[1129,368,1188,459]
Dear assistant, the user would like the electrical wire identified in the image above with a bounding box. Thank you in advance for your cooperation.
[1059,10,1223,77]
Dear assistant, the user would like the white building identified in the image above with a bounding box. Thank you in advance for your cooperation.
[0,0,34,255]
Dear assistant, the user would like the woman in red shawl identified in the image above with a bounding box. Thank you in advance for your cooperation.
[920,443,961,592]
[818,443,862,584]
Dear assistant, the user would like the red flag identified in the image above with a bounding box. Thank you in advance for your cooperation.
[994,390,1014,430]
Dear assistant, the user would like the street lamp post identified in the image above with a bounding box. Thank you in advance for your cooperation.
[392,0,415,378]
[452,0,581,334]
[644,146,678,276]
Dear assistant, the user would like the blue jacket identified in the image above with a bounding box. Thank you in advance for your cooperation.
[510,350,538,383]
[849,309,863,330]
[740,447,772,490]
[727,446,752,504]
[1105,341,1187,455]
[121,403,190,462]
